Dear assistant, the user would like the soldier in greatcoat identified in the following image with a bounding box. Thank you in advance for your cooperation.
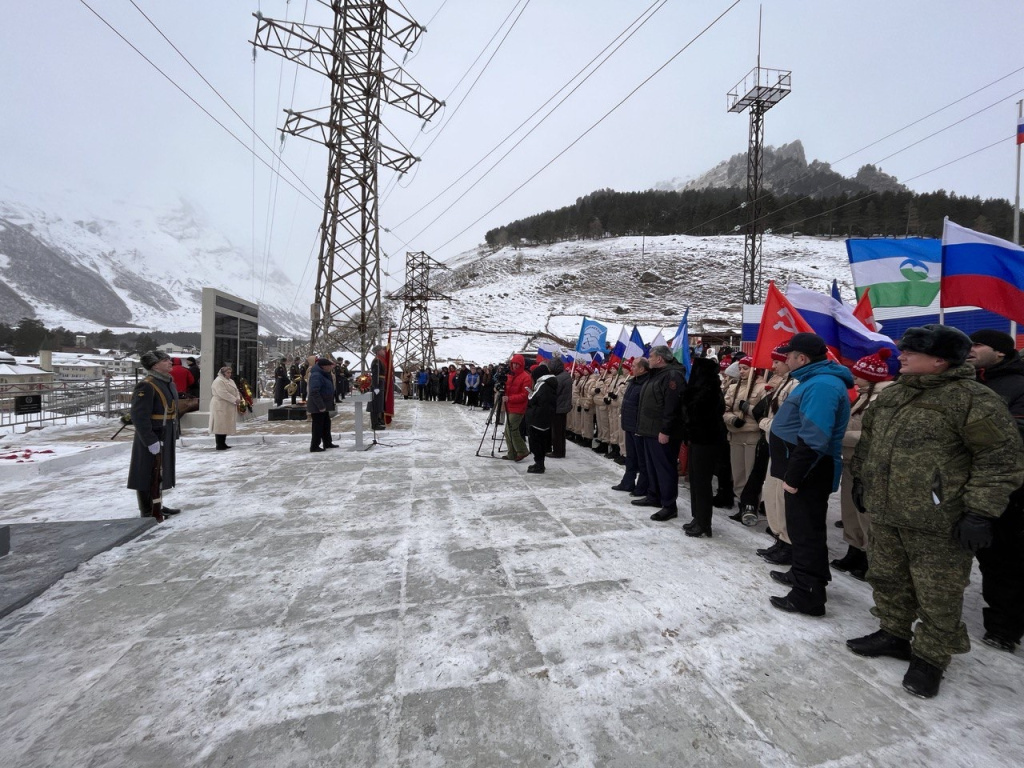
[126,350,181,518]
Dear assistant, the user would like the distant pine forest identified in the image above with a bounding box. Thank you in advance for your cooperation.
[485,188,1018,247]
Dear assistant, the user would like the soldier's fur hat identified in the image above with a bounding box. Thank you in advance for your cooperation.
[898,325,971,365]
[140,350,171,370]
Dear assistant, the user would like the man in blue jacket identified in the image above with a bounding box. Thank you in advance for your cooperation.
[767,333,852,616]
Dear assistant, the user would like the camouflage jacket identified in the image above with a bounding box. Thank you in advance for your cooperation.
[851,364,1024,534]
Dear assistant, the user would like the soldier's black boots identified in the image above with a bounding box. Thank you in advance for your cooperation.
[831,545,869,581]
[902,656,943,698]
[846,629,913,661]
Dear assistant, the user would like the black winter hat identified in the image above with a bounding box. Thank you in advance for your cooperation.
[969,329,1016,357]
[898,324,972,365]
[140,350,171,369]
[778,332,828,357]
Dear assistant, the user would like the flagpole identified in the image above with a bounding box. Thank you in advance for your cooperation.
[1013,100,1021,345]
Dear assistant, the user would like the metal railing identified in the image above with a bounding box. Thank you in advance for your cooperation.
[0,377,139,431]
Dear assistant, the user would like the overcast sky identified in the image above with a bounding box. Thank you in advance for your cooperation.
[2,0,1023,301]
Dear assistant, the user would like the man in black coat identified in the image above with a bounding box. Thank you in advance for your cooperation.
[370,346,388,429]
[680,358,728,537]
[968,329,1024,652]
[127,350,181,518]
[613,358,651,494]
[525,363,558,473]
[547,358,572,458]
[185,356,201,398]
[273,359,288,407]
[632,345,687,521]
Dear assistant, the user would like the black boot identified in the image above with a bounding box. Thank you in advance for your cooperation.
[137,491,153,518]
[684,522,711,537]
[761,541,793,565]
[215,434,229,450]
[712,494,735,510]
[846,629,913,660]
[606,446,621,460]
[593,442,608,455]
[902,656,943,698]
[831,545,869,580]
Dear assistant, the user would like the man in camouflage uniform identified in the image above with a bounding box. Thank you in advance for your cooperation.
[847,325,1024,699]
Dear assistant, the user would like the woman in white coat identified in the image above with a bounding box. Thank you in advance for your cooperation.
[210,366,240,450]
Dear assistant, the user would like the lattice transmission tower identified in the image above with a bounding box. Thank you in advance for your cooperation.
[726,12,790,305]
[390,251,449,370]
[253,2,443,365]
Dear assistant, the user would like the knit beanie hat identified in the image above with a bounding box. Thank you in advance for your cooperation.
[851,348,893,382]
[969,329,1016,357]
[770,344,788,363]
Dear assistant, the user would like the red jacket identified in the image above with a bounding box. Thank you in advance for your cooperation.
[448,370,457,391]
[170,359,195,394]
[504,355,532,415]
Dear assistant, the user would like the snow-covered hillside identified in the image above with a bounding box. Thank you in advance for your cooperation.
[422,234,854,364]
[0,190,308,335]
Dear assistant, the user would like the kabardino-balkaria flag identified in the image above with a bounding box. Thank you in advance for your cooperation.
[846,237,941,307]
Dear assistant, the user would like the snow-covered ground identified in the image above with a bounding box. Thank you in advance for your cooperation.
[426,233,853,364]
[0,400,1020,767]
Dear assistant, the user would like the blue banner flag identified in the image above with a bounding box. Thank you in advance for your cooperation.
[576,317,608,354]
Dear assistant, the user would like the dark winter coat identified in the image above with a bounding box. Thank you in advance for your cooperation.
[306,365,335,414]
[635,357,686,440]
[976,351,1024,441]
[273,364,288,400]
[186,362,201,398]
[526,372,558,430]
[619,372,649,433]
[682,359,727,446]
[554,370,572,414]
[126,371,178,491]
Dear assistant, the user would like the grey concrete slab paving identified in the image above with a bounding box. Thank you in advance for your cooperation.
[0,519,155,618]
[0,399,1022,767]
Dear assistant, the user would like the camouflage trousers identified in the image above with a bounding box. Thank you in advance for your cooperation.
[867,522,973,669]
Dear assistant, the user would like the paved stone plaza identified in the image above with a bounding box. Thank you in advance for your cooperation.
[0,400,1021,767]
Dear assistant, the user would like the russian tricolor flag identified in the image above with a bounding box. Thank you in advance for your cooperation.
[942,218,1024,325]
[1018,116,1024,145]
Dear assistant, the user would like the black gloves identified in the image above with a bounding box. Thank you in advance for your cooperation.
[730,417,746,429]
[609,392,618,400]
[953,512,994,553]
[576,405,582,412]
[739,399,751,415]
[851,478,866,514]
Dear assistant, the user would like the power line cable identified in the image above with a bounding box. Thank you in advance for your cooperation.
[685,85,1024,237]
[113,0,322,206]
[421,0,745,257]
[386,0,667,235]
[681,69,1024,236]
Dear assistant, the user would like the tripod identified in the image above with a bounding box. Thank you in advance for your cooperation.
[476,394,507,458]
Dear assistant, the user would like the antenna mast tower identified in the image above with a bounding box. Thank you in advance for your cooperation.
[253,2,443,366]
[727,9,790,304]
[390,251,449,371]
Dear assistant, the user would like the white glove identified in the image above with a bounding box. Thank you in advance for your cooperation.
[148,442,161,455]
[373,389,380,395]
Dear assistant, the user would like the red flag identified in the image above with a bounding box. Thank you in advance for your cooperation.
[852,287,879,332]
[384,329,395,425]
[750,281,816,369]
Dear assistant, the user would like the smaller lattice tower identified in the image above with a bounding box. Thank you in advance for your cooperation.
[727,9,790,305]
[390,251,449,371]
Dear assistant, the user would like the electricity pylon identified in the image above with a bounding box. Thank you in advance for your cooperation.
[390,251,449,370]
[253,2,443,366]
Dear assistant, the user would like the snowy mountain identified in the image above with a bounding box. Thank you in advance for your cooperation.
[656,140,906,198]
[417,233,854,365]
[0,192,308,335]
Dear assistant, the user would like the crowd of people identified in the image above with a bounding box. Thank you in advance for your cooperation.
[490,326,1024,700]
[126,322,1023,700]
